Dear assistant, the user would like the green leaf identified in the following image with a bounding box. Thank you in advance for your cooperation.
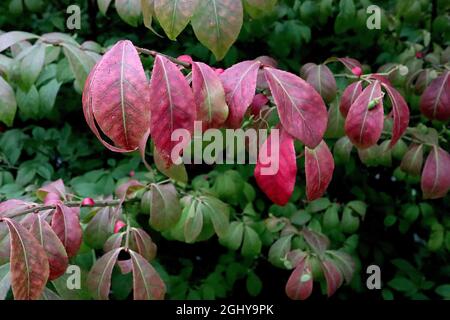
[0,76,17,126]
[0,31,38,53]
[19,43,45,90]
[0,263,11,300]
[241,226,261,257]
[243,0,277,19]
[39,79,61,114]
[191,0,243,60]
[323,203,340,230]
[115,0,142,27]
[184,201,203,243]
[221,221,243,250]
[149,183,182,231]
[98,0,113,15]
[246,271,262,296]
[347,200,367,217]
[200,196,229,238]
[306,197,331,213]
[154,0,199,40]
[325,101,345,138]
[16,162,37,186]
[61,43,95,91]
[268,234,293,268]
[388,277,417,293]
[435,284,450,299]
[17,85,40,120]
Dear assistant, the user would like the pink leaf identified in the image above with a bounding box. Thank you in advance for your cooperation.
[220,60,260,128]
[254,127,297,206]
[305,64,337,103]
[382,83,410,147]
[321,259,343,297]
[337,57,362,72]
[0,200,33,218]
[419,71,450,121]
[192,61,229,130]
[51,205,82,257]
[129,250,166,300]
[302,228,330,256]
[36,179,66,201]
[339,81,362,117]
[421,146,450,199]
[87,248,121,300]
[82,40,150,152]
[400,144,424,176]
[149,55,196,164]
[264,67,328,148]
[305,140,334,201]
[285,257,313,300]
[344,81,384,149]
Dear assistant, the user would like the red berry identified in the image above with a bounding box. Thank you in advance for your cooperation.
[214,68,224,75]
[81,197,95,206]
[44,192,61,205]
[415,52,424,59]
[114,220,127,233]
[177,54,193,65]
[129,170,135,177]
[351,66,362,77]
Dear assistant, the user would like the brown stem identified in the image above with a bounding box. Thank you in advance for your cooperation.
[4,199,122,219]
[135,46,191,69]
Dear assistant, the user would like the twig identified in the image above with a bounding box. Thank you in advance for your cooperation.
[135,46,191,69]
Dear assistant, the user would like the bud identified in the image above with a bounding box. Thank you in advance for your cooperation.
[214,68,224,75]
[177,54,193,65]
[81,197,95,206]
[351,66,362,77]
[114,220,127,233]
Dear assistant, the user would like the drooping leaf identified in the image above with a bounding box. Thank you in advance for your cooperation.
[115,0,142,26]
[268,235,293,268]
[302,228,330,257]
[98,0,113,15]
[30,214,68,280]
[141,0,154,28]
[328,250,355,284]
[285,257,313,300]
[61,43,96,91]
[400,144,424,176]
[153,147,188,183]
[154,0,199,40]
[199,196,229,238]
[339,81,362,117]
[421,146,450,199]
[241,226,262,257]
[191,0,243,60]
[254,127,297,205]
[336,57,362,72]
[87,248,121,300]
[0,31,38,53]
[36,179,66,201]
[149,183,182,231]
[264,67,328,148]
[51,205,82,257]
[184,201,203,243]
[192,61,228,130]
[305,140,334,201]
[419,71,450,121]
[344,81,384,149]
[0,263,10,300]
[333,136,353,164]
[129,250,166,300]
[130,228,157,261]
[149,55,196,163]
[220,60,259,128]
[321,258,343,297]
[2,218,49,300]
[305,64,336,103]
[19,43,45,90]
[0,223,10,266]
[83,40,150,153]
[84,207,115,249]
[0,76,17,127]
[382,83,410,147]
[325,101,345,138]
[115,179,145,200]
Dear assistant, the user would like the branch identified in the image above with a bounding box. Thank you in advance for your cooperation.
[135,46,191,69]
[3,199,122,219]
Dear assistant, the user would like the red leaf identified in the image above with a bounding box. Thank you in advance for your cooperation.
[115,179,145,200]
[254,127,297,206]
[1,218,49,300]
[337,57,362,72]
[305,64,337,103]
[87,248,121,300]
[264,67,328,148]
[400,144,424,176]
[419,71,450,121]
[339,81,362,117]
[130,228,157,261]
[129,250,166,300]
[30,214,68,280]
[305,140,334,201]
[0,200,32,218]
[302,228,330,257]
[344,81,384,149]
[220,60,260,128]
[149,55,196,164]
[51,205,82,257]
[421,146,450,199]
[192,61,229,130]
[382,83,410,147]
[83,40,150,152]
[321,259,343,297]
[285,257,313,300]
[369,74,392,86]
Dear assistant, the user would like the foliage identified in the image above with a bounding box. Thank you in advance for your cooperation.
[0,0,449,301]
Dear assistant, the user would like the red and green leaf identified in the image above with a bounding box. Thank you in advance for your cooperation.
[285,257,313,300]
[87,248,121,300]
[321,258,343,297]
[129,250,166,300]
[421,146,450,199]
[51,205,82,257]
[382,83,410,147]
[400,144,424,176]
[305,64,337,103]
[154,0,199,40]
[419,71,450,121]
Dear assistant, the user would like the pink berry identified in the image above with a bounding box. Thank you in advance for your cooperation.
[114,220,127,233]
[129,170,135,177]
[177,54,193,65]
[81,197,95,206]
[214,68,224,75]
[415,52,424,59]
[351,66,362,77]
